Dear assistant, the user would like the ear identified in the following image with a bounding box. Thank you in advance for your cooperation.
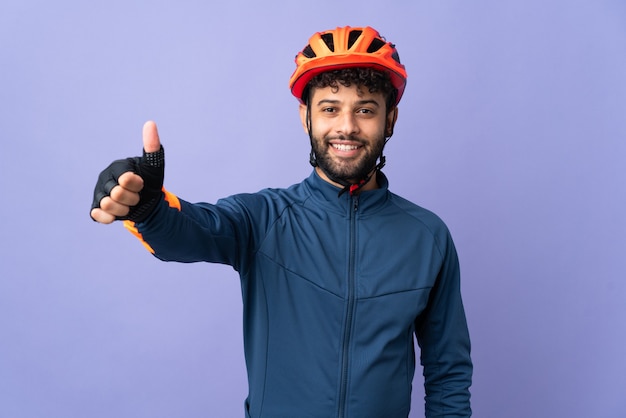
[385,107,399,137]
[299,103,309,133]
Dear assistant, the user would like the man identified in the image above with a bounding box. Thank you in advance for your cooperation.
[91,26,472,418]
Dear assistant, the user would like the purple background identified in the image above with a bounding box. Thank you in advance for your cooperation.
[1,1,625,417]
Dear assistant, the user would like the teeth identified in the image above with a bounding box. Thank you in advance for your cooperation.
[332,144,359,151]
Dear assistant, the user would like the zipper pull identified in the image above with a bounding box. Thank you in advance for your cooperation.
[353,195,359,212]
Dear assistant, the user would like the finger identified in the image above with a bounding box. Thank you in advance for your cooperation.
[90,208,116,224]
[117,171,144,193]
[98,196,131,217]
[109,184,140,206]
[143,120,161,153]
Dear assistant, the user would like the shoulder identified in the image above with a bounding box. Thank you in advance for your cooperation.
[385,192,456,254]
[388,192,449,231]
[216,179,311,215]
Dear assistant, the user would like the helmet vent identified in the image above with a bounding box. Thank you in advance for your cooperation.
[321,33,335,51]
[391,48,401,63]
[302,45,316,58]
[366,38,386,53]
[347,30,362,49]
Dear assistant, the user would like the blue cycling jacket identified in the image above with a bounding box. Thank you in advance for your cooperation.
[126,170,472,418]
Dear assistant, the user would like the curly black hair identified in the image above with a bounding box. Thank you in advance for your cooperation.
[302,67,398,111]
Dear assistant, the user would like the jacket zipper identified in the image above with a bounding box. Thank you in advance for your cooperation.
[338,195,359,418]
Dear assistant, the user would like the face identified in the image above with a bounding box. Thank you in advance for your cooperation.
[299,84,397,190]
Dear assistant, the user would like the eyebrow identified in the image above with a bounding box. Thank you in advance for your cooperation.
[315,99,381,107]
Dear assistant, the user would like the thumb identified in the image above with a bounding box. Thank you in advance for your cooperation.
[142,120,161,153]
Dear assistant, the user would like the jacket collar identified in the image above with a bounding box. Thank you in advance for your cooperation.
[303,169,390,215]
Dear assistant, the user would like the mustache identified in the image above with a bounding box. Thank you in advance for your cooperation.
[325,134,366,144]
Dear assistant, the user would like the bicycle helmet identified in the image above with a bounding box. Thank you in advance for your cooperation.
[289,26,407,105]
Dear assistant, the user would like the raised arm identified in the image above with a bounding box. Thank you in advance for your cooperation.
[89,121,257,270]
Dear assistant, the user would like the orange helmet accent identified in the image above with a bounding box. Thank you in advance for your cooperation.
[289,26,407,105]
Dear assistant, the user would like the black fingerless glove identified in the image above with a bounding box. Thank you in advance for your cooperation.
[90,146,165,223]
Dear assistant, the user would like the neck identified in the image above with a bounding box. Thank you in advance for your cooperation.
[315,167,379,193]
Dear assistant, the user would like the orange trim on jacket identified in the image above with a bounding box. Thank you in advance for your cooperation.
[124,188,181,253]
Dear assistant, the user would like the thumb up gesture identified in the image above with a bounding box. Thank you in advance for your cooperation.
[90,121,164,224]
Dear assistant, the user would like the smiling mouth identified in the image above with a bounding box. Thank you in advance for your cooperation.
[331,143,361,151]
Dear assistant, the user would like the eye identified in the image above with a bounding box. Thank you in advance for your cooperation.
[356,108,376,116]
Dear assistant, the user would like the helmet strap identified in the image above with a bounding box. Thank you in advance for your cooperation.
[307,103,318,168]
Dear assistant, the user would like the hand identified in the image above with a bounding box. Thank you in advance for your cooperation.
[90,121,164,224]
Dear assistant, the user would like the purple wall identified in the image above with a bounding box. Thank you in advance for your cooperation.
[1,1,624,417]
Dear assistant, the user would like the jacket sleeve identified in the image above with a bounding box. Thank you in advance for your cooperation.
[415,230,473,417]
[123,189,258,273]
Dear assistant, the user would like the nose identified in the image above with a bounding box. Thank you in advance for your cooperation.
[336,112,359,136]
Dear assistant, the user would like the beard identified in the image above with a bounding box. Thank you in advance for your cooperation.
[311,133,385,184]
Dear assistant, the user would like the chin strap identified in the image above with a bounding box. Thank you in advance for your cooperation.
[312,146,386,197]
[337,154,386,197]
